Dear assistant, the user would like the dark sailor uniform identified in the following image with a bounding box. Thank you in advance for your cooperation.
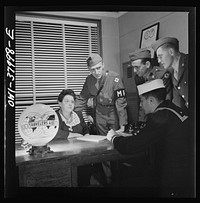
[111,100,191,197]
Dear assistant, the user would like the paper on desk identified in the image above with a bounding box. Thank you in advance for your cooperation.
[116,132,133,137]
[76,135,107,142]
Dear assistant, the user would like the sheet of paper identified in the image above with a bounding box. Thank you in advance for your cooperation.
[76,135,107,142]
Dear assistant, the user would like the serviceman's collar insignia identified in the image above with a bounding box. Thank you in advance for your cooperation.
[114,77,119,83]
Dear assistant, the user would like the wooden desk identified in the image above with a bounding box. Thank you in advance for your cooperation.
[15,138,137,187]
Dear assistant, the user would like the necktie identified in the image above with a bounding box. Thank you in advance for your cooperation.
[174,70,178,81]
[95,79,100,89]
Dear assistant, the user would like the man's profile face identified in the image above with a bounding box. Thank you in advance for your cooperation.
[139,95,153,114]
[131,59,148,77]
[89,61,104,79]
[156,46,173,69]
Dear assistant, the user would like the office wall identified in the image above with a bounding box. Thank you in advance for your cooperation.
[26,11,121,74]
[119,12,189,70]
[118,11,189,123]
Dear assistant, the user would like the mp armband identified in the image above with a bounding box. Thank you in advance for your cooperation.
[114,88,126,100]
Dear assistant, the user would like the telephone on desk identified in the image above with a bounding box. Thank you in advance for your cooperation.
[124,122,146,136]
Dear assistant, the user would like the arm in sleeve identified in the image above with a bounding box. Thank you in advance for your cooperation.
[76,111,90,135]
[74,79,91,112]
[154,67,173,101]
[112,112,167,154]
[113,77,128,126]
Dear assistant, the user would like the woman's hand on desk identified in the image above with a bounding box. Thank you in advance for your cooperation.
[68,132,83,139]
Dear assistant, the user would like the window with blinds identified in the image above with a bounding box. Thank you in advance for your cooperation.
[15,14,101,144]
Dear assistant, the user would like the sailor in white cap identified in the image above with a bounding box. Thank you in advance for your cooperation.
[107,79,191,197]
[151,37,188,110]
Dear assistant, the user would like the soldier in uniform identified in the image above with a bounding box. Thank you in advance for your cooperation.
[75,53,128,185]
[107,79,191,197]
[151,37,188,111]
[129,48,173,121]
[75,53,128,135]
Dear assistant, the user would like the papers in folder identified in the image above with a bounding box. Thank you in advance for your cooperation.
[76,135,107,142]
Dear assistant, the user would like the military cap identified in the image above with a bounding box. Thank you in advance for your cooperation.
[137,79,165,95]
[151,37,179,51]
[86,53,102,67]
[129,48,151,61]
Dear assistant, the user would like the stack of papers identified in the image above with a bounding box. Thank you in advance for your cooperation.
[76,135,107,142]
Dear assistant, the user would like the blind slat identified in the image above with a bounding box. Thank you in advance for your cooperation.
[15,18,100,144]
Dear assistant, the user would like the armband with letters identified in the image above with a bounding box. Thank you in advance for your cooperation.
[114,88,126,100]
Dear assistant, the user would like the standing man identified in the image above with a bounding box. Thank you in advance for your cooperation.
[151,37,188,111]
[107,79,191,197]
[129,48,173,121]
[75,53,128,185]
[75,53,128,135]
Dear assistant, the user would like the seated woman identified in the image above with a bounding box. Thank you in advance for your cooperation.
[54,89,89,140]
[53,89,91,186]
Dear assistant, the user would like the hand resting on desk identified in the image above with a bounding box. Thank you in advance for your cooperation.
[106,129,117,141]
[107,129,132,142]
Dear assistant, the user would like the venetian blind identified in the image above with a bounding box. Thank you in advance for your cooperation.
[15,15,100,144]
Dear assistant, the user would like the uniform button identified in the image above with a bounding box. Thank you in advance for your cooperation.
[182,63,184,66]
[182,95,185,98]
[184,81,187,84]
[186,102,189,106]
[177,86,181,89]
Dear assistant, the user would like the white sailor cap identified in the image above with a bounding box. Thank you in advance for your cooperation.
[137,79,165,95]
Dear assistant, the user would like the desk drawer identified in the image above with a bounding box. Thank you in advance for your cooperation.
[18,159,72,187]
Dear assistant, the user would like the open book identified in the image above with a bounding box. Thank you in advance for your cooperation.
[76,135,107,142]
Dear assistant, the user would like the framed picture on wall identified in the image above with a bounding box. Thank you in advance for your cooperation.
[139,22,159,49]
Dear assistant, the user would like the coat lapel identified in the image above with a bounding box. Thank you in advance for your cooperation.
[177,53,186,82]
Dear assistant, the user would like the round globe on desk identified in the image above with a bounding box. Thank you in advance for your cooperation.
[18,104,59,155]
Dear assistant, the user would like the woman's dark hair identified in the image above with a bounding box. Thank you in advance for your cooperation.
[142,88,166,102]
[58,89,76,102]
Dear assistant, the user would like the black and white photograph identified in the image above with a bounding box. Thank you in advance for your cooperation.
[4,6,196,198]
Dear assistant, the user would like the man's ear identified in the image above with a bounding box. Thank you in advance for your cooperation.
[149,96,156,107]
[145,61,151,68]
[169,48,175,56]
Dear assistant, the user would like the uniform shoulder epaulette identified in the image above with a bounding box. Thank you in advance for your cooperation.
[108,70,120,82]
[108,70,119,77]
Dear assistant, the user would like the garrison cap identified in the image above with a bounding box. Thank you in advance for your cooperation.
[137,79,165,95]
[129,48,151,61]
[151,37,179,51]
[86,53,102,67]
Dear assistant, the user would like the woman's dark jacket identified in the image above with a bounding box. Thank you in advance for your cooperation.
[53,110,89,140]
